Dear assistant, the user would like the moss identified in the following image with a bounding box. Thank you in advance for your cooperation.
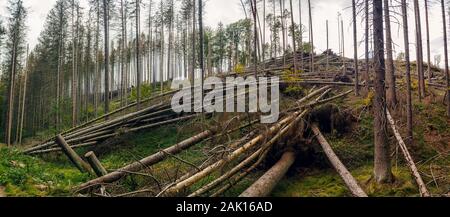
[0,148,89,196]
[271,170,349,197]
[271,165,421,197]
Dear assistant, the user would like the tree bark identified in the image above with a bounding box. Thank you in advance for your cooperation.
[311,124,367,197]
[401,0,414,144]
[386,111,430,197]
[441,0,450,117]
[373,0,393,183]
[384,0,397,108]
[78,129,214,191]
[352,0,359,96]
[55,135,92,174]
[413,0,426,99]
[363,0,370,95]
[240,151,296,197]
[103,0,110,115]
[425,0,432,83]
[85,151,108,177]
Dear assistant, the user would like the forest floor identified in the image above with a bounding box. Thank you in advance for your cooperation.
[0,83,448,197]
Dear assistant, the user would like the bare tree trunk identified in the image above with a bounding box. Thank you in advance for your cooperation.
[311,124,367,197]
[384,0,397,108]
[6,40,17,146]
[19,45,29,144]
[298,0,303,69]
[308,0,314,73]
[289,0,297,73]
[425,0,432,83]
[363,0,370,95]
[279,0,286,65]
[199,0,205,109]
[326,20,329,71]
[104,0,110,115]
[240,151,296,197]
[78,129,214,190]
[386,111,430,197]
[136,0,141,109]
[373,0,393,183]
[352,0,359,96]
[413,0,426,99]
[401,0,414,144]
[72,0,76,127]
[191,0,196,85]
[441,0,450,117]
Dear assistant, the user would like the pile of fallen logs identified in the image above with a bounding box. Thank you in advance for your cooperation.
[24,98,188,155]
[75,85,371,198]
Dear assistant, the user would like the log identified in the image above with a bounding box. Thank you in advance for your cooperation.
[189,111,301,197]
[77,128,215,191]
[162,110,308,196]
[85,152,108,177]
[24,102,166,153]
[161,86,331,196]
[386,110,431,197]
[311,124,368,197]
[29,141,98,155]
[55,135,92,174]
[239,151,297,197]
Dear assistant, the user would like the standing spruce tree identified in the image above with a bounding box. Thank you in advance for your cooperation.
[103,0,110,115]
[4,0,27,146]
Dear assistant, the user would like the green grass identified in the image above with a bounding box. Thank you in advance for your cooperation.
[0,148,89,196]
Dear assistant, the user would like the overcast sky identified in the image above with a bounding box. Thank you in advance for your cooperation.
[0,0,448,67]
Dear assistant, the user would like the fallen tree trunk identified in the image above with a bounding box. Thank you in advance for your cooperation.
[386,110,430,197]
[311,124,368,197]
[239,151,297,197]
[189,113,302,197]
[85,151,108,177]
[55,135,92,174]
[161,109,308,196]
[29,141,98,155]
[24,103,166,153]
[77,128,215,191]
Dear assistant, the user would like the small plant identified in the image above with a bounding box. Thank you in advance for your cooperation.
[234,64,245,75]
[362,91,375,107]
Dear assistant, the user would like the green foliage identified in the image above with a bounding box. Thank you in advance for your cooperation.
[234,64,245,75]
[282,69,304,96]
[130,83,154,102]
[0,148,88,196]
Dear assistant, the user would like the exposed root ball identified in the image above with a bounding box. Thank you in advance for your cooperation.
[310,104,353,136]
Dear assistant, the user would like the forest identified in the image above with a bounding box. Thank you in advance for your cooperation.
[0,0,449,198]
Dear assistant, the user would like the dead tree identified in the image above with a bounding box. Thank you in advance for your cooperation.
[384,0,397,108]
[78,129,215,191]
[239,151,296,197]
[311,124,367,197]
[401,0,414,144]
[373,0,393,183]
[413,0,426,99]
[55,135,92,174]
[386,111,430,197]
[363,0,370,95]
[441,0,450,117]
[352,0,359,96]
[425,0,432,83]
